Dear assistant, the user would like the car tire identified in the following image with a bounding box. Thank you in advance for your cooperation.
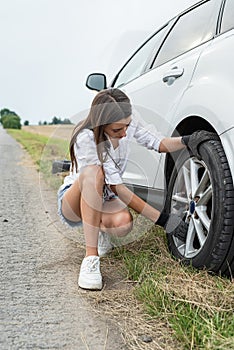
[165,137,234,277]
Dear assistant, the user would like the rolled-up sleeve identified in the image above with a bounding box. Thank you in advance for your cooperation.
[74,129,101,171]
[74,129,123,185]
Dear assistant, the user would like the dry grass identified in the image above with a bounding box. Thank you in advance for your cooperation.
[83,258,181,350]
[83,219,234,349]
[87,289,178,350]
[22,124,74,140]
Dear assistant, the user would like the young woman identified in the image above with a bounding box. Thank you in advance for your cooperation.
[57,88,214,290]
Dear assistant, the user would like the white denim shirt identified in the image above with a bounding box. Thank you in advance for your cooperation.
[62,117,164,190]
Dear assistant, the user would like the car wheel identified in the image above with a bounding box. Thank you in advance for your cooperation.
[166,137,234,277]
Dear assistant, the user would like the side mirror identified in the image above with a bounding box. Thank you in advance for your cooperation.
[86,73,107,91]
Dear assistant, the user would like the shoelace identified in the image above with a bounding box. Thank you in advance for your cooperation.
[84,258,99,273]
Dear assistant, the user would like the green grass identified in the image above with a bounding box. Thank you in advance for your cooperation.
[8,129,50,166]
[114,227,234,349]
[136,277,234,349]
[8,128,234,349]
[7,129,69,189]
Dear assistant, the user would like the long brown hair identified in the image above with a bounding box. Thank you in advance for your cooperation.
[70,88,132,172]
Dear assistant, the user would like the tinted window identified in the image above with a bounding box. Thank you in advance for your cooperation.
[114,25,168,88]
[221,0,234,33]
[154,0,217,67]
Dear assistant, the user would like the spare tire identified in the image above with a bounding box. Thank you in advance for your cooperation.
[166,137,234,277]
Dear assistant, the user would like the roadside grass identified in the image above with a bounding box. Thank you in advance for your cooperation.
[113,226,234,349]
[7,128,69,189]
[8,128,234,349]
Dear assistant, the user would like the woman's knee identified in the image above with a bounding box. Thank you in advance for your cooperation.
[112,211,133,237]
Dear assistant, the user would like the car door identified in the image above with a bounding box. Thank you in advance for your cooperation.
[113,0,222,191]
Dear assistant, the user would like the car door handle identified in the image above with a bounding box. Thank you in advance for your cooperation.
[162,67,184,83]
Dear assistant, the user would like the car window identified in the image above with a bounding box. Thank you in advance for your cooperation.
[113,25,168,88]
[220,0,234,33]
[153,0,217,68]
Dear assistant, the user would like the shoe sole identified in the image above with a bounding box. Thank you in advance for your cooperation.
[78,279,103,291]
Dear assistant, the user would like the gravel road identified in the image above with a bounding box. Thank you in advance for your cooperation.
[0,126,127,350]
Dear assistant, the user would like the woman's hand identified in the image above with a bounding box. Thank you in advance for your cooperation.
[181,131,219,158]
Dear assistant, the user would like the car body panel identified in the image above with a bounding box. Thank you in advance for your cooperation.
[121,42,209,188]
[86,0,233,204]
[171,29,234,179]
[115,0,234,195]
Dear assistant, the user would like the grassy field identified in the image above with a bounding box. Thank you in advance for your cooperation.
[22,124,74,140]
[8,126,234,349]
[8,127,70,190]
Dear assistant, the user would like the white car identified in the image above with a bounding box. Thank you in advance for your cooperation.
[86,0,234,277]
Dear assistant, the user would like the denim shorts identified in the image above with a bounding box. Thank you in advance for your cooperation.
[57,184,83,228]
[57,183,118,228]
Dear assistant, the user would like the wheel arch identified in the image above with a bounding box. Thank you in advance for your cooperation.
[165,115,217,188]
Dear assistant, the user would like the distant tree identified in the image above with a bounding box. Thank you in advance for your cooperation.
[0,108,21,129]
[61,118,72,124]
[51,116,61,125]
[24,120,29,126]
[0,108,17,118]
[2,115,21,129]
[0,108,11,117]
[43,121,47,125]
[38,121,42,125]
[49,116,72,125]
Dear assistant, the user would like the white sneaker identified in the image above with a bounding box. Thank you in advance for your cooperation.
[98,231,114,257]
[78,256,102,290]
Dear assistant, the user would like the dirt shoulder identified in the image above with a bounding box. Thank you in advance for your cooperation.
[1,127,128,350]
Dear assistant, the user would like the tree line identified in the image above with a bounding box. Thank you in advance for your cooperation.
[38,116,72,125]
[0,108,72,129]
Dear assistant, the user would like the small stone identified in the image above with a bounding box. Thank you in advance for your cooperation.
[3,219,8,222]
[140,335,153,343]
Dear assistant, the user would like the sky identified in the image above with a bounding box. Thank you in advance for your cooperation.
[0,0,197,125]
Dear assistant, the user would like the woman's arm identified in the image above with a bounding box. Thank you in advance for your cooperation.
[110,183,160,222]
[132,119,185,153]
[159,137,186,153]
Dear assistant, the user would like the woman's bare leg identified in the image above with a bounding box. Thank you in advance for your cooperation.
[80,169,104,256]
[61,181,82,222]
[100,199,133,236]
[61,165,133,256]
[62,165,104,256]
